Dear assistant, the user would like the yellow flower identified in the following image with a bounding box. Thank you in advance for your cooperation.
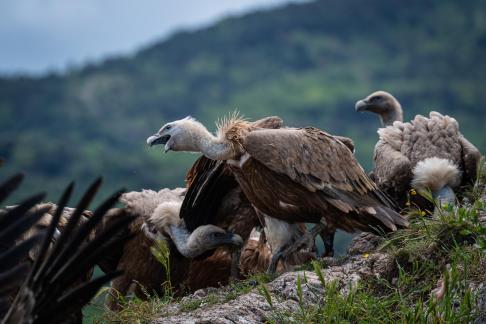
[363,253,370,259]
[405,201,411,207]
[410,189,417,196]
[420,211,426,217]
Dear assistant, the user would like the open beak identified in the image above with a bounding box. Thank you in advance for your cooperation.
[355,100,368,112]
[146,134,170,147]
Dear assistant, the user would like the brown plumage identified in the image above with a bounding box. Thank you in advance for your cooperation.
[179,116,318,273]
[103,186,246,310]
[147,114,408,265]
[356,91,482,209]
[102,210,190,311]
[1,177,133,324]
[239,227,316,275]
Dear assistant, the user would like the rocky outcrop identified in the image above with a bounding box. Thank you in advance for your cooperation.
[152,233,393,323]
[474,283,486,324]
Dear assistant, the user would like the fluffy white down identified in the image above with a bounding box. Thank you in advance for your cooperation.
[120,188,185,239]
[149,201,182,232]
[120,188,185,218]
[411,157,461,192]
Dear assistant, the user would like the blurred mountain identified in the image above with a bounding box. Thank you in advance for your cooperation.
[0,0,485,202]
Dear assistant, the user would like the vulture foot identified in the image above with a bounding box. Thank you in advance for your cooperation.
[320,230,335,257]
[266,223,322,274]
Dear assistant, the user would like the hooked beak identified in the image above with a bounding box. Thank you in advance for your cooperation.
[433,186,456,206]
[223,233,243,247]
[146,134,171,148]
[355,99,369,112]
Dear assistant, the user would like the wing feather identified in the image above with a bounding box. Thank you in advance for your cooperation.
[242,127,376,195]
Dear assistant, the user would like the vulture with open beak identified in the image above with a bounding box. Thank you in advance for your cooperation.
[355,91,482,209]
[147,114,408,271]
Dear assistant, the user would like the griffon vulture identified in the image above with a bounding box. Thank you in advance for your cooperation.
[355,91,482,208]
[147,114,408,270]
[102,187,244,310]
[174,116,320,273]
[0,176,133,324]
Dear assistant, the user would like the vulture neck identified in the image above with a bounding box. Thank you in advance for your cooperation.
[381,103,404,126]
[191,124,235,160]
[167,225,208,258]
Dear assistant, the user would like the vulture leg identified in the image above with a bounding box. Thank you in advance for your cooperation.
[106,275,132,311]
[230,247,241,281]
[267,249,285,274]
[320,230,335,257]
[266,223,322,274]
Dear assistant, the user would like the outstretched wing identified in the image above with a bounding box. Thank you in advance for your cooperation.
[3,178,134,324]
[0,174,47,318]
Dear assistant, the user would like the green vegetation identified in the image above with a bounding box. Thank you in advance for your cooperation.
[263,169,486,323]
[1,0,485,206]
[97,273,272,323]
[92,168,485,323]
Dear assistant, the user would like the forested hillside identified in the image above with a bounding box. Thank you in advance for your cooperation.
[1,0,485,202]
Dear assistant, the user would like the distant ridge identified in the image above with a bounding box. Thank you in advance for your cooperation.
[0,0,484,203]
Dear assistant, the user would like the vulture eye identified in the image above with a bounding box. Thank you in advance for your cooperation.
[373,96,383,101]
[165,125,172,130]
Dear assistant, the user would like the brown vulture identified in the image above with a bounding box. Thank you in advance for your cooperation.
[355,91,482,209]
[101,186,246,310]
[172,116,320,273]
[0,175,133,324]
[147,114,408,271]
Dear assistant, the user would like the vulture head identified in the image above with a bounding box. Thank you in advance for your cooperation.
[144,200,243,259]
[147,116,205,153]
[411,157,461,206]
[355,91,404,126]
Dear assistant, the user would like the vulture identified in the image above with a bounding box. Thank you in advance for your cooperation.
[102,187,246,310]
[0,175,134,324]
[355,91,482,209]
[106,127,316,309]
[122,189,243,259]
[147,114,408,271]
[169,116,319,273]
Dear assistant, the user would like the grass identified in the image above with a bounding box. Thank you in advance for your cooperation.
[262,164,486,323]
[179,272,273,312]
[95,163,486,323]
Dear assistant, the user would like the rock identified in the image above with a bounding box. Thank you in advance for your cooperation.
[475,283,486,324]
[152,252,394,323]
[346,232,382,256]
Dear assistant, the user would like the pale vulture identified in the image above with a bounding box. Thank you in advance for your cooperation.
[356,91,482,209]
[147,114,408,271]
[92,187,245,310]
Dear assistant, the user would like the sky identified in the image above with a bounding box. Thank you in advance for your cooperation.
[0,0,307,75]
